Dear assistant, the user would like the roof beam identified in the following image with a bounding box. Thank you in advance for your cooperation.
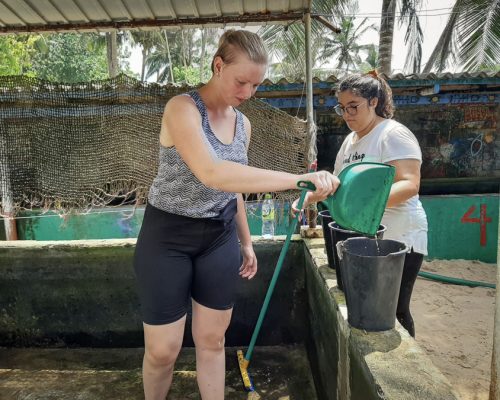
[311,15,341,34]
[0,11,305,34]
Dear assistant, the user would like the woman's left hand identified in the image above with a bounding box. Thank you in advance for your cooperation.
[240,244,257,279]
[291,192,314,217]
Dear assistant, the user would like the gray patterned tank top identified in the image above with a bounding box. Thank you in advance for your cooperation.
[148,91,248,218]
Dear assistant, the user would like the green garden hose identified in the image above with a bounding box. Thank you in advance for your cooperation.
[418,271,495,289]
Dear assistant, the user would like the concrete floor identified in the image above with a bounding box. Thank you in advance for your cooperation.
[0,345,317,399]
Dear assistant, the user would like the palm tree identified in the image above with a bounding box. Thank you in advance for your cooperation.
[198,28,219,82]
[358,44,380,72]
[257,0,351,80]
[378,0,397,75]
[320,3,378,75]
[400,0,423,73]
[90,31,129,78]
[106,31,119,77]
[145,30,176,83]
[260,22,326,80]
[129,31,162,81]
[423,0,500,72]
[378,0,423,75]
[142,27,218,84]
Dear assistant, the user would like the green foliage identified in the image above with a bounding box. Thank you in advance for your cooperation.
[173,66,203,85]
[29,33,109,83]
[424,0,499,72]
[320,6,377,75]
[0,35,39,76]
[144,29,218,84]
[358,44,380,73]
[259,0,375,80]
[0,36,22,75]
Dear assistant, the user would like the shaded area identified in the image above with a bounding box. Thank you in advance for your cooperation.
[0,241,307,348]
[0,345,316,399]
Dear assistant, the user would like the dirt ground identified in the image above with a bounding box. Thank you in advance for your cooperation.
[412,259,496,400]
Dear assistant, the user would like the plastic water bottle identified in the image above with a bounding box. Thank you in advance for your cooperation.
[261,194,275,239]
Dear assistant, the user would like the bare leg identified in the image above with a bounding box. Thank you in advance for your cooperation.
[192,300,233,400]
[142,316,186,400]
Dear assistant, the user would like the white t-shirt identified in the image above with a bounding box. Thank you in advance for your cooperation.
[333,119,428,255]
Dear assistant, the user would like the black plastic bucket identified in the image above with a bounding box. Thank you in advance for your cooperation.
[336,237,409,331]
[328,222,386,291]
[318,210,334,269]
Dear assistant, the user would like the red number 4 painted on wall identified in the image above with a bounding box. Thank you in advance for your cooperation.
[460,204,492,246]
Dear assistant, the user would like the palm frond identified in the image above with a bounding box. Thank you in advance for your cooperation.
[424,0,499,72]
[402,0,423,73]
[458,0,500,70]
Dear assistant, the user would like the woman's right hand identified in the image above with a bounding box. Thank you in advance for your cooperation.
[299,170,339,199]
[291,171,339,217]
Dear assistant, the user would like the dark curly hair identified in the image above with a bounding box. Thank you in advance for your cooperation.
[336,73,394,119]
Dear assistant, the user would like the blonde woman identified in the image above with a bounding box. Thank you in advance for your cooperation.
[134,30,339,400]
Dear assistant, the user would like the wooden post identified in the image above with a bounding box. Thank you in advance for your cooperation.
[3,211,18,241]
[304,4,318,229]
[0,135,18,240]
[1,186,18,241]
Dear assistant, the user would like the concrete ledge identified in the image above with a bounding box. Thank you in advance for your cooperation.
[0,238,137,249]
[303,238,461,400]
[0,235,303,249]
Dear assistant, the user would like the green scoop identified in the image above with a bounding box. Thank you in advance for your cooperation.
[298,162,395,236]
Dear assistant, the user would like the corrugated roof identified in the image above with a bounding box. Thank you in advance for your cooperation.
[259,71,500,86]
[0,0,310,34]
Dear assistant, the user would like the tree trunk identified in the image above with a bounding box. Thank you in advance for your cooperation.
[200,29,206,82]
[141,47,147,82]
[181,30,188,69]
[164,31,175,84]
[106,31,119,78]
[378,0,396,75]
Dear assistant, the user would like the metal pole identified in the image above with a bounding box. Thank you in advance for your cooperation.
[304,9,315,166]
[490,203,500,399]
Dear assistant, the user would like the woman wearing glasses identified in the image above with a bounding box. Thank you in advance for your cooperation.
[296,71,427,337]
[335,71,428,337]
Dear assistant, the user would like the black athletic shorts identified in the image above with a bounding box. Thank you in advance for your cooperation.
[133,199,241,325]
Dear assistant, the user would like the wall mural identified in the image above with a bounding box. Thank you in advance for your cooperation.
[396,104,498,179]
[314,104,499,180]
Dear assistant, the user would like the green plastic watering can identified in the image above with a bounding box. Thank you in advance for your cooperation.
[298,162,396,236]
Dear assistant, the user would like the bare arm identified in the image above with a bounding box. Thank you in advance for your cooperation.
[236,117,257,278]
[236,116,254,249]
[386,159,421,208]
[162,96,336,196]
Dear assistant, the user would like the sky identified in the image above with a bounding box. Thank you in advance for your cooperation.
[128,0,457,78]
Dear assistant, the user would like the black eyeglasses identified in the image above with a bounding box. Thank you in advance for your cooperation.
[334,102,367,116]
